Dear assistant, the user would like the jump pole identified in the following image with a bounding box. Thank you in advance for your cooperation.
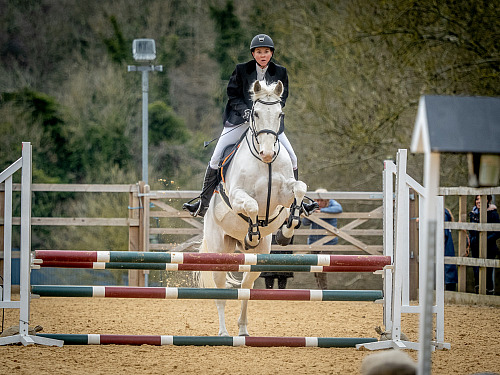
[34,250,391,267]
[31,285,384,301]
[1,144,389,349]
[36,261,387,273]
[37,334,378,347]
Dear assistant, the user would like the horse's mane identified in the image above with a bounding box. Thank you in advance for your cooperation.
[250,80,282,102]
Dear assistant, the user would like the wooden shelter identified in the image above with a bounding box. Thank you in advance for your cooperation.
[410,95,500,375]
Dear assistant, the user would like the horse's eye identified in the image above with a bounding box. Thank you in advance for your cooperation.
[254,112,259,118]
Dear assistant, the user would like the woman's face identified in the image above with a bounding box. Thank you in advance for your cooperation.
[252,47,272,67]
[475,195,481,209]
[317,199,329,209]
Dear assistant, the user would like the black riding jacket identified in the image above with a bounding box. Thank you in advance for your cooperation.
[222,60,289,126]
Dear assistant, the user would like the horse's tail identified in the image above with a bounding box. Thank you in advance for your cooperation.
[196,238,216,288]
[225,272,242,288]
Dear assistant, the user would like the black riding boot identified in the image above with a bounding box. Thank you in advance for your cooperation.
[294,168,318,216]
[183,165,219,217]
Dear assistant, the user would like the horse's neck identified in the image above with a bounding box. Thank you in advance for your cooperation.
[238,129,290,171]
[230,138,289,190]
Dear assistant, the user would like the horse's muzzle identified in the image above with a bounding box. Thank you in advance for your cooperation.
[260,150,276,163]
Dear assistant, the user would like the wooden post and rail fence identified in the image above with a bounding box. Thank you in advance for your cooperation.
[1,182,499,303]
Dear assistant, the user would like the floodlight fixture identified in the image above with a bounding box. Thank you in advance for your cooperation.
[132,39,156,62]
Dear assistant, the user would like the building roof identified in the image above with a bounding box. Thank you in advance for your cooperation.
[411,95,500,154]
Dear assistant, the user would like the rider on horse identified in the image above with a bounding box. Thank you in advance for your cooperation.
[183,33,316,218]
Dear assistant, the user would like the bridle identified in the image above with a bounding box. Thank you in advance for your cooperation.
[241,97,284,232]
[246,98,283,164]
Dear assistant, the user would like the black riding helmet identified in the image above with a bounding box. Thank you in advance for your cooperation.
[250,34,274,53]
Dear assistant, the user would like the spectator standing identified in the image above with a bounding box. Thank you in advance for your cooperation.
[302,188,343,290]
[260,236,293,289]
[444,208,458,291]
[468,195,500,294]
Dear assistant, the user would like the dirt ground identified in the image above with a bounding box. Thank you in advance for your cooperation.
[1,296,499,375]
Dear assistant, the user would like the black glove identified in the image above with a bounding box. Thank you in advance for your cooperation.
[242,109,251,121]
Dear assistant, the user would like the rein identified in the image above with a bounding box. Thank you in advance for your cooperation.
[248,98,282,226]
[224,97,284,228]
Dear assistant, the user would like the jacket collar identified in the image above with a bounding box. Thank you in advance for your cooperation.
[246,60,277,76]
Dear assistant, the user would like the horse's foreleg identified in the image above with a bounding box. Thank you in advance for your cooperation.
[231,189,261,249]
[213,271,230,336]
[278,179,307,241]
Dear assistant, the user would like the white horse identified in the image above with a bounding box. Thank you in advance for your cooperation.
[199,80,308,336]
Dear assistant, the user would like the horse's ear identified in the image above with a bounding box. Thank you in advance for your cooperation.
[274,80,284,97]
[253,80,262,93]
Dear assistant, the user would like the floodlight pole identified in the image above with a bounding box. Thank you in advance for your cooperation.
[127,65,163,184]
[141,68,149,184]
[127,64,162,288]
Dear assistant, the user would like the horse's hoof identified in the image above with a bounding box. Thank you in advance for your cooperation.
[244,236,259,250]
[218,332,230,337]
[239,333,250,337]
[275,228,291,246]
[302,201,319,217]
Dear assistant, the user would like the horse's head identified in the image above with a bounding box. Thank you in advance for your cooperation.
[249,80,284,163]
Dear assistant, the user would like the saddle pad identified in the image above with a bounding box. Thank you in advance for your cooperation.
[218,129,248,183]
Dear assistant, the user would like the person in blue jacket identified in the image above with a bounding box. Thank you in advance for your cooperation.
[302,188,343,289]
[444,208,458,291]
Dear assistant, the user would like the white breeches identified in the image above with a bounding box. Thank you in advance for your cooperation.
[209,123,298,170]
